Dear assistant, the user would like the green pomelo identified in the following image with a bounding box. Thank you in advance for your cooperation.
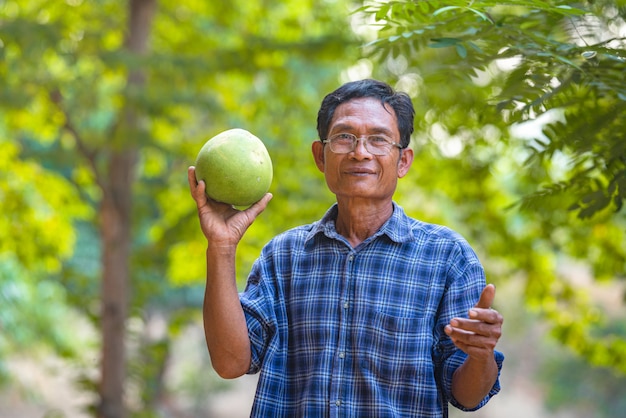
[194,128,273,206]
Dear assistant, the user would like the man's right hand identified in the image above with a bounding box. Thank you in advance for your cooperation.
[188,166,272,246]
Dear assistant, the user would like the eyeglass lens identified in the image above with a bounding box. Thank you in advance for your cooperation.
[329,134,395,155]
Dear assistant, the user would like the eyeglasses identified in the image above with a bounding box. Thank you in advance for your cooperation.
[322,133,403,156]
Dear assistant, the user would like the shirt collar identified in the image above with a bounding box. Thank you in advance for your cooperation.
[306,202,415,245]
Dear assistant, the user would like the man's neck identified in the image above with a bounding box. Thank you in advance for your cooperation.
[334,199,393,248]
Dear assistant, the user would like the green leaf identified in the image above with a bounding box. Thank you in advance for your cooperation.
[432,6,461,16]
[456,43,468,58]
[466,7,492,22]
[467,40,483,53]
[429,37,460,48]
[375,3,391,21]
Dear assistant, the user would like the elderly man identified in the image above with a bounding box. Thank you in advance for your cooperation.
[188,79,504,417]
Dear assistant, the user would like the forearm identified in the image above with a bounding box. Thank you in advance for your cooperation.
[203,245,251,379]
[451,354,498,409]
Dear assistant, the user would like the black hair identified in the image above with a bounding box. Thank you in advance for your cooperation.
[316,79,415,148]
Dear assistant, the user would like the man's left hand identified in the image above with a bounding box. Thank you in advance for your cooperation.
[444,284,503,359]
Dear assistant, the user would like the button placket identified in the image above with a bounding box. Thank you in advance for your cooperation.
[329,250,355,415]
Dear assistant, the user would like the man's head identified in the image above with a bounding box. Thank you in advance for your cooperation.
[316,79,415,149]
[312,80,415,204]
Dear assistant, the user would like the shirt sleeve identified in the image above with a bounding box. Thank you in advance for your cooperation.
[434,241,505,411]
[444,349,505,411]
[240,257,278,375]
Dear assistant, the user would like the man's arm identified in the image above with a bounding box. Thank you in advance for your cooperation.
[188,166,272,378]
[444,284,503,408]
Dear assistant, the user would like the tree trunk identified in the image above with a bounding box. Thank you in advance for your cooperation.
[98,1,155,417]
[99,152,135,418]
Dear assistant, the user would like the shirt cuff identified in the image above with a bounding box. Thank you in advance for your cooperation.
[448,350,505,411]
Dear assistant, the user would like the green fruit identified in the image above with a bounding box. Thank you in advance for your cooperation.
[194,128,273,206]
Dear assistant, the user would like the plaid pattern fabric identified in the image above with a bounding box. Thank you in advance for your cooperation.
[240,203,503,417]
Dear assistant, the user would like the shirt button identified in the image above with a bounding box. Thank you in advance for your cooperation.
[343,302,349,309]
[339,352,345,359]
[348,254,354,261]
[335,400,342,406]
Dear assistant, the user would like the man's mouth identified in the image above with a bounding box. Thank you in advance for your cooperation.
[346,168,375,176]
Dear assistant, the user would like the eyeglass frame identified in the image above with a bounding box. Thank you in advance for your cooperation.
[321,133,404,156]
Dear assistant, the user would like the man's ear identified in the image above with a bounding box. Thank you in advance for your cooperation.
[397,147,414,178]
[312,140,325,172]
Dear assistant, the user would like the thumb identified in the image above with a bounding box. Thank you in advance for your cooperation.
[474,283,496,309]
[243,193,273,219]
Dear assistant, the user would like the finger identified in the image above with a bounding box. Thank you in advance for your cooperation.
[188,166,203,197]
[225,193,273,239]
[188,166,198,189]
[445,332,496,357]
[188,166,209,205]
[450,316,502,337]
[474,283,496,310]
[242,193,273,219]
[445,324,499,352]
[468,307,503,325]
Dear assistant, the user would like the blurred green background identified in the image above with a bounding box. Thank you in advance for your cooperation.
[1,0,625,417]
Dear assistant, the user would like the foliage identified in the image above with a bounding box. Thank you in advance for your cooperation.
[359,0,626,217]
[356,0,626,375]
[0,134,92,384]
[0,136,91,271]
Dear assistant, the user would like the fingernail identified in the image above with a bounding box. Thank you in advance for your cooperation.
[469,309,478,318]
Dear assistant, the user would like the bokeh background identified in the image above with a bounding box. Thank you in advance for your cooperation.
[1,1,625,417]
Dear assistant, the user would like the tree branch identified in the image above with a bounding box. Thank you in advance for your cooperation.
[49,89,107,192]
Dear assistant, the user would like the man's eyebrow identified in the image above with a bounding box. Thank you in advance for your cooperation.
[329,123,355,133]
[329,123,395,136]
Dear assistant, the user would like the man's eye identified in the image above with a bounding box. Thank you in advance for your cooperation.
[336,133,353,140]
[369,136,388,144]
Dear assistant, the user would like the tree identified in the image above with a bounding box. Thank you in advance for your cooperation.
[0,0,358,416]
[356,0,626,373]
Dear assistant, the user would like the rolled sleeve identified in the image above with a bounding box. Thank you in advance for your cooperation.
[240,266,277,375]
[445,349,505,411]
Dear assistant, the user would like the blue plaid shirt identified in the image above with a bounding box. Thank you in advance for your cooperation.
[241,203,503,417]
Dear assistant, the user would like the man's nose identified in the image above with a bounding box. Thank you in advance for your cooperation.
[352,137,372,157]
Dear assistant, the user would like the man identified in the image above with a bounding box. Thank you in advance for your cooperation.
[188,79,504,417]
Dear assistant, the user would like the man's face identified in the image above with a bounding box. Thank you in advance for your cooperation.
[312,97,413,202]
